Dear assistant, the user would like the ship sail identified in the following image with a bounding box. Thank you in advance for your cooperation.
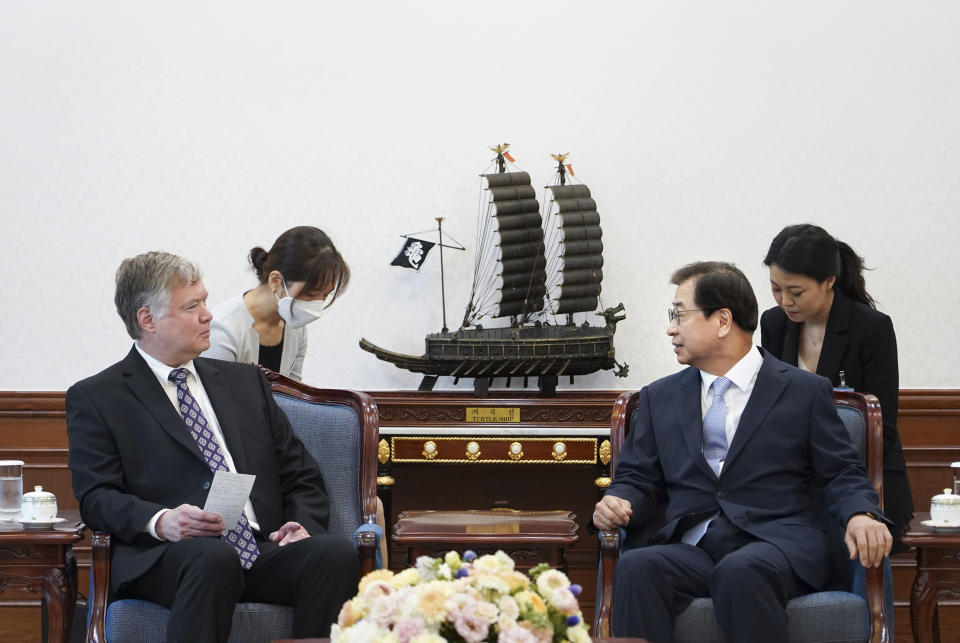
[542,182,603,315]
[463,150,547,326]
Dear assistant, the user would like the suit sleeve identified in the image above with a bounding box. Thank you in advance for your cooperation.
[806,377,887,526]
[66,384,167,544]
[604,386,666,527]
[257,371,330,534]
[861,314,902,460]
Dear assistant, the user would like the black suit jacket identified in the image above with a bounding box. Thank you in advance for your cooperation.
[66,346,330,591]
[605,349,883,590]
[760,288,913,546]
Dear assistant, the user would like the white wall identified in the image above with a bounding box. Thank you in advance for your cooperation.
[1,1,957,391]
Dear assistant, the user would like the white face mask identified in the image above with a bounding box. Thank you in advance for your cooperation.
[275,279,327,328]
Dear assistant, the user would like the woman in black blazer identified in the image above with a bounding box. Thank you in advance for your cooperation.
[760,224,913,553]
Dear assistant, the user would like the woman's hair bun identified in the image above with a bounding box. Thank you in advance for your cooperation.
[249,246,269,278]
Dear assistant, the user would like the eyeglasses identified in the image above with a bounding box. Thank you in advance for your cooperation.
[668,307,703,324]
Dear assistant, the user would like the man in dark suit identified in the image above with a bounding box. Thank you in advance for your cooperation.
[593,261,892,643]
[67,251,359,642]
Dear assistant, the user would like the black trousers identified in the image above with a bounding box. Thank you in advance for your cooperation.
[119,534,360,643]
[612,517,811,643]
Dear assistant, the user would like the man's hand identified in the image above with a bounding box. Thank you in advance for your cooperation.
[593,495,633,530]
[844,513,892,568]
[269,521,310,546]
[157,504,226,542]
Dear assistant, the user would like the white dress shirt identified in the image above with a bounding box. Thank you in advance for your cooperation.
[682,346,764,544]
[135,343,260,539]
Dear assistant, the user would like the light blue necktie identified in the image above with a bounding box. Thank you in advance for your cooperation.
[682,376,734,546]
[703,376,732,475]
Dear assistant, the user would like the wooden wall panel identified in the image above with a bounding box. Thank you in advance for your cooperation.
[1,389,957,643]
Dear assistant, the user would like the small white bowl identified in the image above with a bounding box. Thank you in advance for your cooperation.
[20,485,58,522]
[931,488,960,525]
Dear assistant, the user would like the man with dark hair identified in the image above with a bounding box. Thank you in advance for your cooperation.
[593,261,891,642]
[67,251,359,643]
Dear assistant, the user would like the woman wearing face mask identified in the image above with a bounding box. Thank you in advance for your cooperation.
[203,226,349,381]
[760,223,912,552]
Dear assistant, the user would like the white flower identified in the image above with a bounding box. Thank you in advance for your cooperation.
[548,587,578,612]
[409,634,447,643]
[336,619,390,642]
[475,573,511,596]
[437,562,453,580]
[474,554,505,574]
[416,556,438,581]
[494,550,515,571]
[498,595,520,620]
[535,569,570,596]
[368,593,401,628]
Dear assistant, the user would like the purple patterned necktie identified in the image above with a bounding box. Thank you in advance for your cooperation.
[168,368,260,569]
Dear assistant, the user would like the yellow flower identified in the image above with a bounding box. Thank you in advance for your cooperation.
[358,569,395,595]
[515,590,548,616]
[416,580,454,625]
[444,550,462,570]
[566,624,592,643]
[505,570,530,593]
[336,598,363,628]
[391,567,420,589]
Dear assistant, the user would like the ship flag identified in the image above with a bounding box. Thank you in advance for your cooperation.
[391,237,436,270]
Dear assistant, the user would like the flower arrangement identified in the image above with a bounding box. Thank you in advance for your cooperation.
[331,549,590,643]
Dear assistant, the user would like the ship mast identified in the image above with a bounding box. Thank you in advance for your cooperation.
[437,217,448,332]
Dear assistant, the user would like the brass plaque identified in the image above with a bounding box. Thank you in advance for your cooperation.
[465,407,520,423]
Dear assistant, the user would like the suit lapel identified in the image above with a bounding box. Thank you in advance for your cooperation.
[195,358,248,473]
[817,289,850,384]
[782,320,800,366]
[722,352,789,473]
[676,367,717,479]
[120,347,206,465]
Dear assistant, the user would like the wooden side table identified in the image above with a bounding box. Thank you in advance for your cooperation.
[902,511,960,643]
[0,510,85,643]
[392,509,579,572]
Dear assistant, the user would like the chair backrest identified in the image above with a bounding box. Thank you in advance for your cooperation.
[267,372,380,539]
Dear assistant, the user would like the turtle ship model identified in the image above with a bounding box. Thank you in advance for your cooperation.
[360,145,628,396]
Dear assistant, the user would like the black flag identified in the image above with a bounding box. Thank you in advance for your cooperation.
[391,237,436,270]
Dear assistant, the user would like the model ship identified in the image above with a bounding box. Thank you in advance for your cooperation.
[360,145,628,395]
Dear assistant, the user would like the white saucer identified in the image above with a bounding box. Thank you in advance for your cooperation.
[1,517,66,529]
[920,519,960,533]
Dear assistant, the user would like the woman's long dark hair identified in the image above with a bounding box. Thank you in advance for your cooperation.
[249,226,350,306]
[763,224,875,308]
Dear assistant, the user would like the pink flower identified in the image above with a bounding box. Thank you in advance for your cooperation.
[454,614,491,643]
[393,616,426,643]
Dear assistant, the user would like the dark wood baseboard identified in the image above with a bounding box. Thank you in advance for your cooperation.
[2,388,957,642]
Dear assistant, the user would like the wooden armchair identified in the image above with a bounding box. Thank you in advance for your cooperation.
[84,373,381,643]
[594,389,892,643]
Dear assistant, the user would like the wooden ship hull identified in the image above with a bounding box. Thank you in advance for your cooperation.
[360,323,617,379]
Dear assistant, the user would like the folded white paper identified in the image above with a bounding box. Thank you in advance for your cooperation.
[203,470,255,531]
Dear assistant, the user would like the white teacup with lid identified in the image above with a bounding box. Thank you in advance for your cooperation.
[930,488,960,525]
[20,485,58,522]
